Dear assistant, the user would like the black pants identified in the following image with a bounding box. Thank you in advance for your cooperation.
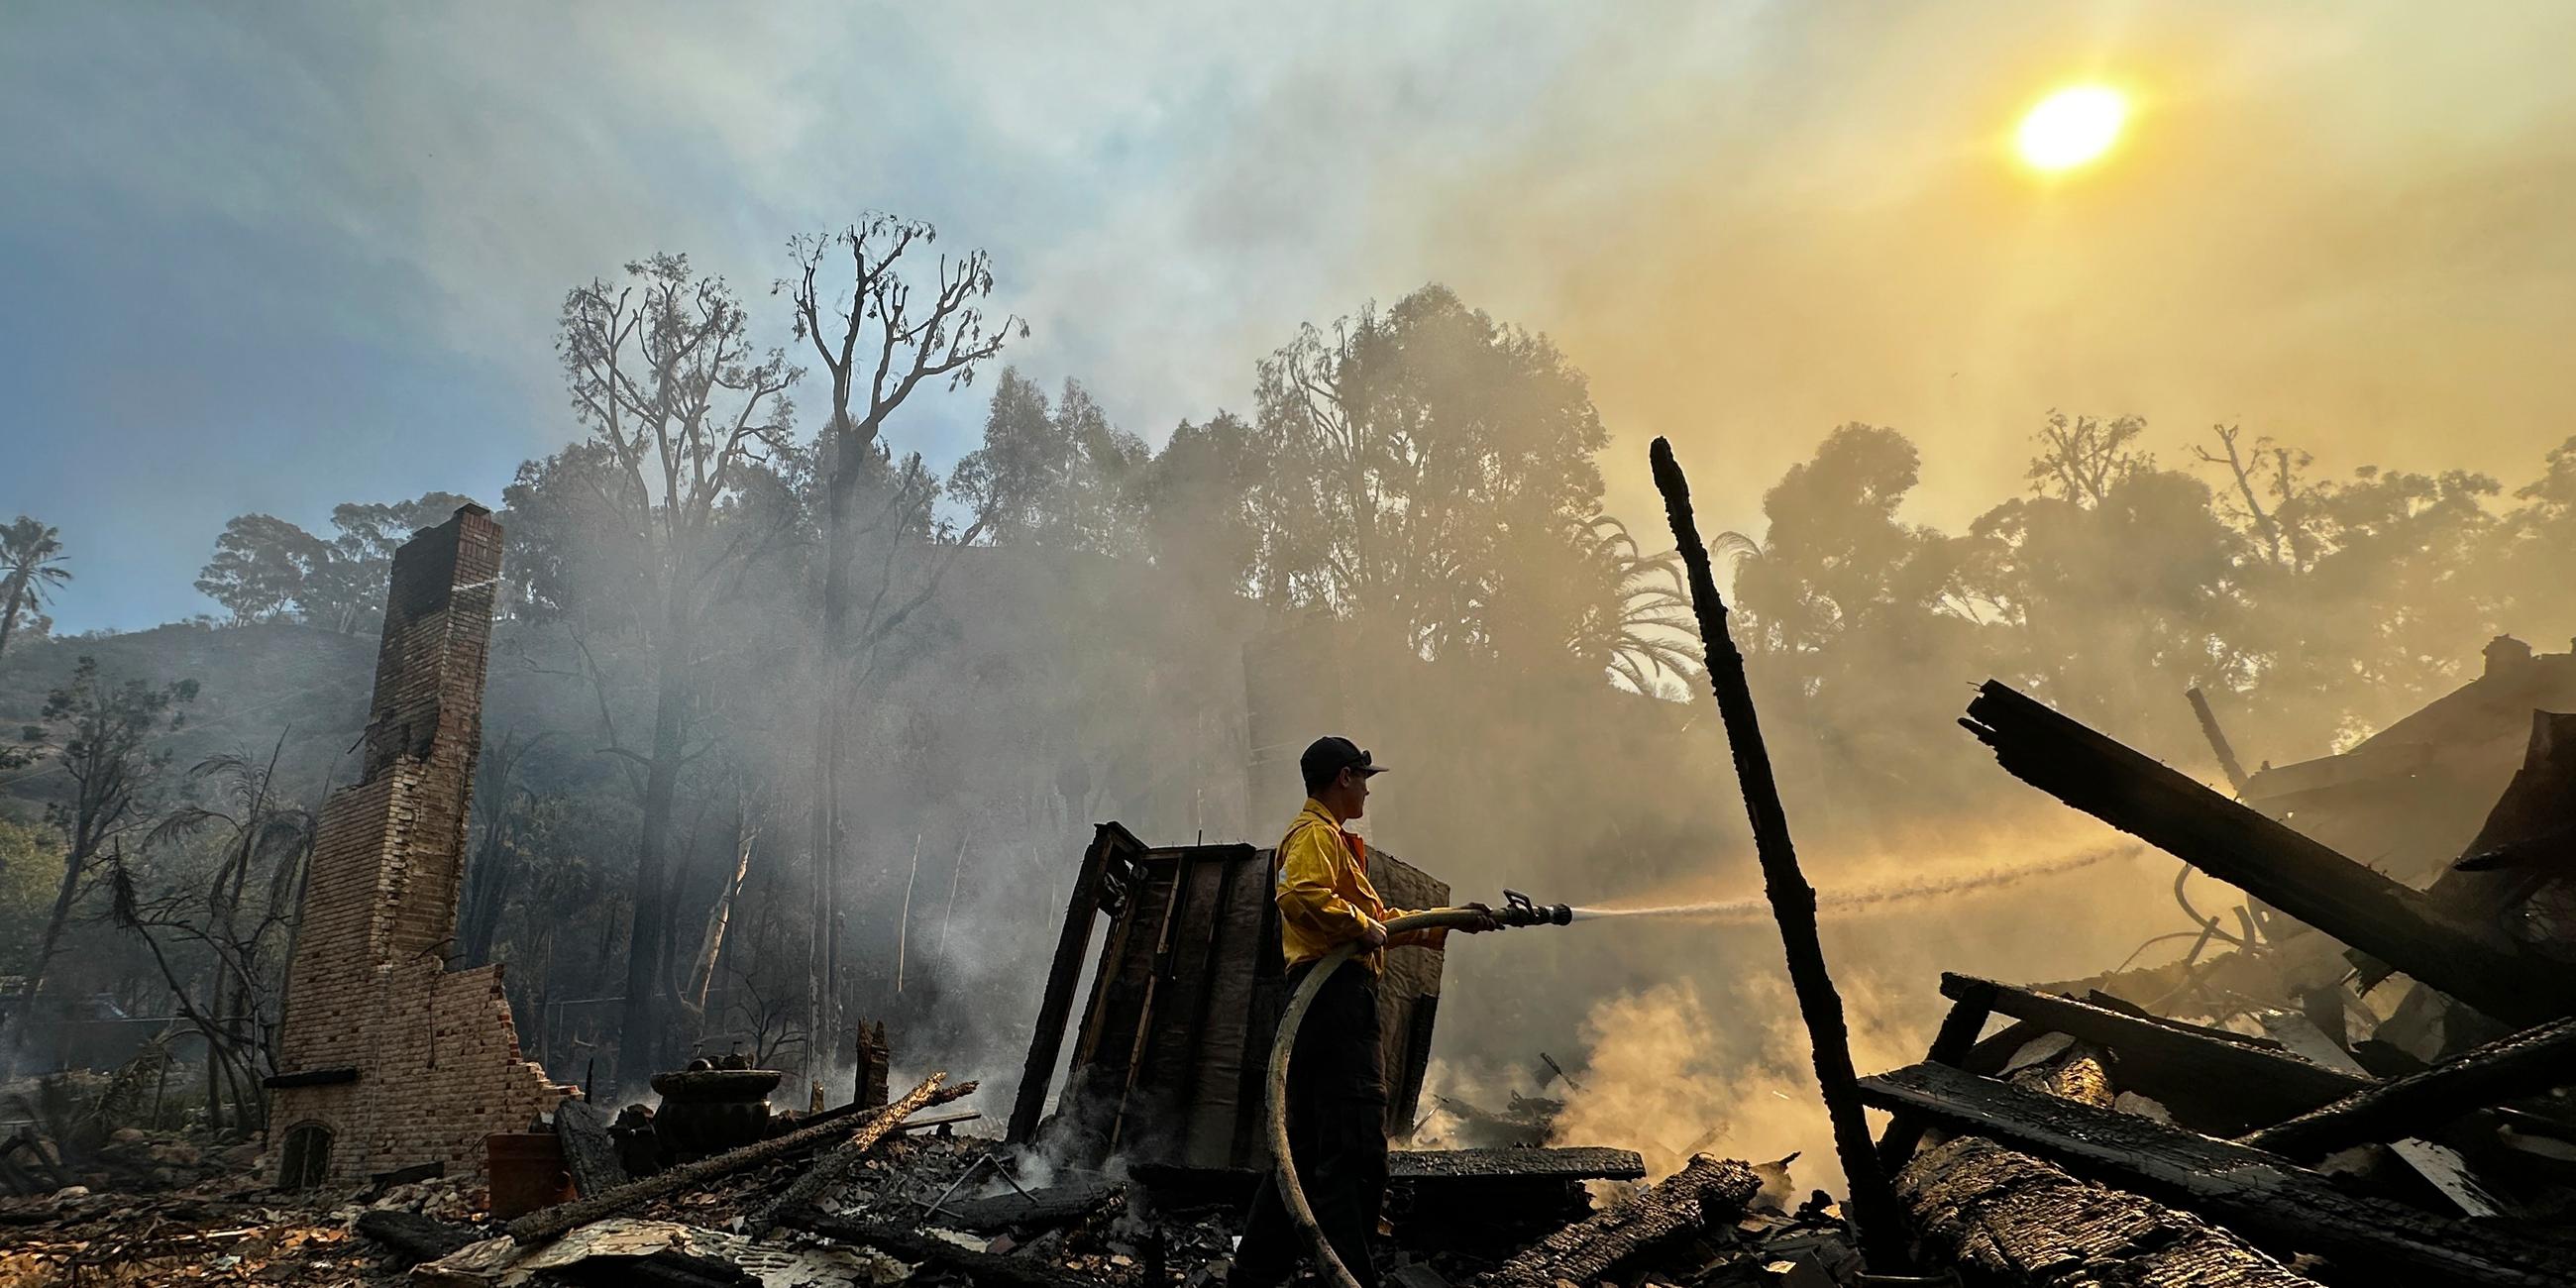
[1234,962,1388,1288]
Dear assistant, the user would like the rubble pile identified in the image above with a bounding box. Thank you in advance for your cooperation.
[1824,675,2576,1286]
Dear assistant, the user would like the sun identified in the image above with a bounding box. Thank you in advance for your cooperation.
[2016,84,2127,172]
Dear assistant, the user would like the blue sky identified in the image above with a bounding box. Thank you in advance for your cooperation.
[8,2,2576,632]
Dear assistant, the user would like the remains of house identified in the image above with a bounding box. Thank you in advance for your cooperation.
[10,486,2576,1288]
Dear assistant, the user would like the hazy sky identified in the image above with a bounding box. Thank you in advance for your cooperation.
[6,1,2573,632]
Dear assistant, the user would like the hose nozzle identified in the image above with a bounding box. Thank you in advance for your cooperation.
[1500,888,1573,927]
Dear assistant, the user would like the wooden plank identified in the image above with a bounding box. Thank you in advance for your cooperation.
[1877,991,1994,1171]
[1944,973,2366,1132]
[2247,1010,2503,1217]
[1008,825,1124,1144]
[1184,848,1267,1166]
[1388,1146,1645,1181]
[2245,1013,2576,1159]
[1104,851,1193,1151]
[1859,1060,2576,1287]
[1961,681,2572,1025]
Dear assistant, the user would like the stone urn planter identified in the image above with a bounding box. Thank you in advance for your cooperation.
[650,1067,783,1158]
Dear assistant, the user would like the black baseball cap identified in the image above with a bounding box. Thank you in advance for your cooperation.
[1301,736,1386,784]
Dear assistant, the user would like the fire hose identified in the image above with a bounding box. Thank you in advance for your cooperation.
[1263,890,1572,1288]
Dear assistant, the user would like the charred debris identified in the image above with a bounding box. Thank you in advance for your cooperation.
[11,487,2576,1287]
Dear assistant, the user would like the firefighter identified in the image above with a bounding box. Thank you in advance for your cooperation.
[1231,736,1497,1288]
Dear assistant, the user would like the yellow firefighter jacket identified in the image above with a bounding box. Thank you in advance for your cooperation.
[1275,799,1447,972]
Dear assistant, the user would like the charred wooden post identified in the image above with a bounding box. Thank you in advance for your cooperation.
[1862,1060,2576,1286]
[1960,681,2576,1025]
[1474,1153,1760,1288]
[2187,686,2252,793]
[745,1074,966,1236]
[853,1020,890,1109]
[1651,437,1905,1269]
[1009,827,1123,1144]
[2242,1013,2576,1159]
[1875,989,1993,1171]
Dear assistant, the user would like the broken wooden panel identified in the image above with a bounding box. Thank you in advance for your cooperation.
[1861,1060,2576,1287]
[1961,681,2575,1026]
[1016,825,1448,1171]
[1898,1134,2320,1286]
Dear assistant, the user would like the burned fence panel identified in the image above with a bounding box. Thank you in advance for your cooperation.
[1013,825,1448,1171]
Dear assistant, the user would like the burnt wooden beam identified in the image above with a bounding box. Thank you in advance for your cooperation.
[1474,1153,1760,1288]
[1877,990,1994,1171]
[2242,1013,2576,1159]
[1960,681,2574,1025]
[1009,826,1123,1144]
[354,1210,483,1266]
[1945,974,2366,1132]
[1898,1134,2320,1286]
[504,1076,968,1244]
[1654,437,1905,1269]
[744,1075,970,1236]
[1389,1146,1646,1181]
[1860,1060,2576,1287]
[783,1210,1110,1288]
[2187,686,2252,793]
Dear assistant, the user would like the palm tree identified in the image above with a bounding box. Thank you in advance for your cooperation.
[0,517,72,661]
[1567,513,1758,697]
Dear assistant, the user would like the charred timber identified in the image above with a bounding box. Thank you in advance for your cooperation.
[783,1210,1110,1288]
[1653,437,1905,1268]
[1388,1146,1646,1181]
[505,1074,969,1243]
[354,1211,483,1267]
[1898,1135,2319,1286]
[1861,1059,2576,1287]
[1474,1153,1760,1288]
[553,1098,627,1198]
[745,1074,970,1235]
[1960,681,2575,1026]
[2242,1013,2576,1159]
[1944,974,2369,1133]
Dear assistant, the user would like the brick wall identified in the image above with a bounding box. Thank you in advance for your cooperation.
[270,507,568,1186]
